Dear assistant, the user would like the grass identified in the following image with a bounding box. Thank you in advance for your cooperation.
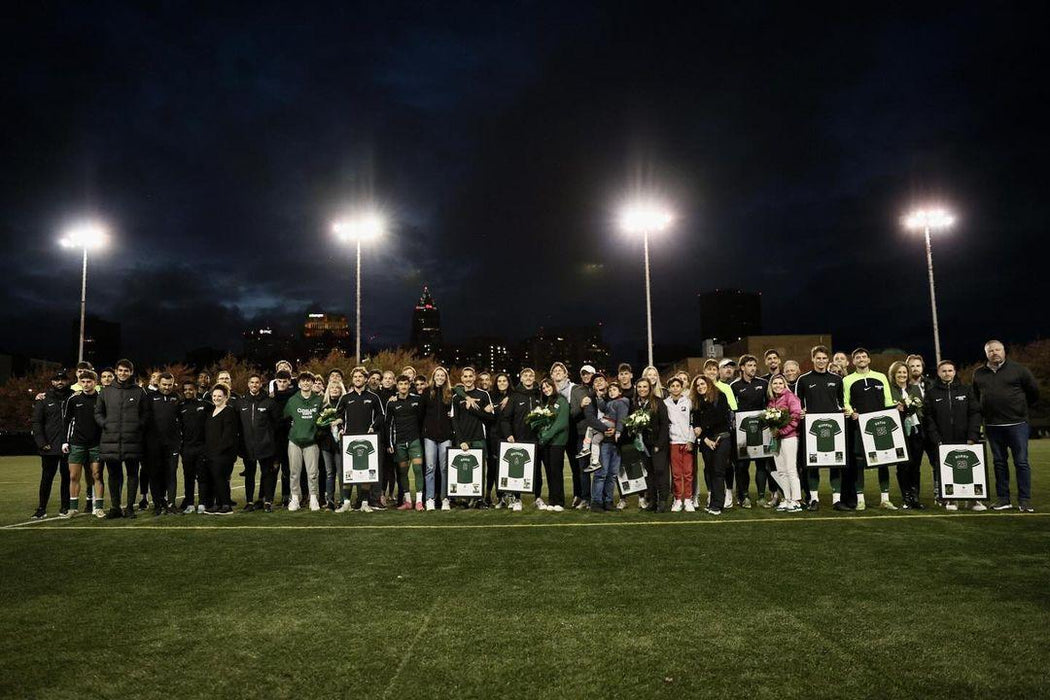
[2,445,1049,698]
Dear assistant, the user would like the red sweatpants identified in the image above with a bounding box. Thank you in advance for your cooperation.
[670,444,694,500]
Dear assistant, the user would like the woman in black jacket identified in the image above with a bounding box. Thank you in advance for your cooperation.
[205,384,240,514]
[634,378,671,512]
[690,375,732,515]
[487,372,513,507]
[888,361,924,509]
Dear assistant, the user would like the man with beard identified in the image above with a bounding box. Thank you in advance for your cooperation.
[31,371,72,518]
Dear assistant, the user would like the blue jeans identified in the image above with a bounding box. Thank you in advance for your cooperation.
[592,441,621,506]
[986,423,1031,502]
[424,438,449,502]
[320,447,341,502]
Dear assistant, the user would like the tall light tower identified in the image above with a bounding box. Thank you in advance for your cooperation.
[333,212,385,364]
[619,202,674,368]
[59,222,108,364]
[903,207,954,364]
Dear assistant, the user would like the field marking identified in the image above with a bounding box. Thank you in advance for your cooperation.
[381,600,439,699]
[2,511,1047,531]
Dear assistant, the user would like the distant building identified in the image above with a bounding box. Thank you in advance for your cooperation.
[302,311,351,357]
[520,325,611,375]
[698,289,762,344]
[443,337,514,373]
[724,334,833,372]
[243,326,297,368]
[70,314,120,367]
[409,286,443,358]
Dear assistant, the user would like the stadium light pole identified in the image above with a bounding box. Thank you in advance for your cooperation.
[903,207,954,365]
[332,212,385,364]
[619,202,673,368]
[59,222,108,364]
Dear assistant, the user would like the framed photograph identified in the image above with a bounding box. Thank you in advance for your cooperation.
[858,409,908,467]
[938,444,989,500]
[803,412,846,467]
[617,454,648,496]
[497,441,535,493]
[342,433,380,484]
[734,410,772,460]
[446,447,484,498]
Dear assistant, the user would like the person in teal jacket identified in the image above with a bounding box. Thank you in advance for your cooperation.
[537,377,569,511]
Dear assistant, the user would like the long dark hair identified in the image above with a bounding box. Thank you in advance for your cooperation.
[539,377,559,406]
[634,378,659,413]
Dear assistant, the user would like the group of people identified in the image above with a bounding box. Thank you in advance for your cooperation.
[29,339,1039,520]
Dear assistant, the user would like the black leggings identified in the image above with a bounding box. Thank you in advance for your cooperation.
[701,439,732,511]
[181,451,207,505]
[208,454,235,508]
[38,455,70,511]
[539,444,566,507]
[646,444,670,504]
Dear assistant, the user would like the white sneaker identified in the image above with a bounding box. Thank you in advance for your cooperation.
[724,491,734,509]
[309,496,320,511]
[534,497,548,511]
[425,498,435,511]
[550,505,564,512]
[335,501,353,513]
[638,496,649,510]
[880,498,898,511]
[288,497,301,512]
[945,502,958,511]
[359,502,373,513]
[183,504,196,514]
[684,499,696,513]
[94,507,106,518]
[511,498,522,512]
[670,499,683,513]
[690,497,699,510]
[197,504,206,514]
[616,499,627,510]
[494,498,506,509]
[441,498,451,510]
[971,501,987,512]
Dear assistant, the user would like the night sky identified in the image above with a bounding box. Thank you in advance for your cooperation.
[3,2,1047,366]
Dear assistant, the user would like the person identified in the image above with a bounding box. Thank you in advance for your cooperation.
[478,371,493,392]
[569,364,598,509]
[146,371,160,393]
[633,377,671,511]
[702,359,737,510]
[316,378,345,511]
[204,384,239,514]
[690,375,732,515]
[664,376,694,512]
[831,352,851,377]
[63,371,104,517]
[642,366,665,399]
[782,361,801,392]
[270,370,297,507]
[450,366,495,509]
[767,374,803,513]
[595,381,629,511]
[197,372,212,401]
[216,370,236,397]
[535,377,569,511]
[842,348,897,511]
[334,367,385,512]
[386,374,425,510]
[718,359,738,388]
[551,362,584,508]
[31,371,72,518]
[906,354,940,501]
[239,373,278,512]
[505,368,542,511]
[577,371,612,475]
[795,345,844,511]
[95,359,150,519]
[888,360,924,510]
[308,375,328,502]
[730,355,771,509]
[487,372,514,508]
[924,360,984,512]
[99,367,115,387]
[413,375,429,396]
[616,363,635,401]
[421,366,454,511]
[267,361,293,396]
[145,372,181,515]
[377,370,398,507]
[366,370,382,393]
[760,349,782,380]
[178,379,209,513]
[972,340,1040,512]
[284,372,324,511]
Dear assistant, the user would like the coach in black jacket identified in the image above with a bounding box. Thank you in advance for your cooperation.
[31,372,72,518]
[145,373,181,514]
[95,359,150,517]
[239,374,278,510]
[178,379,209,512]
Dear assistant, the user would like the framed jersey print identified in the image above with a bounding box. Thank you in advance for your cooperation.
[734,410,772,460]
[938,444,988,500]
[803,412,846,467]
[497,441,535,493]
[858,409,908,467]
[342,433,380,484]
[617,454,648,496]
[446,447,484,498]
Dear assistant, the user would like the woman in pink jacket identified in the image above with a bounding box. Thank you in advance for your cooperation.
[767,374,803,513]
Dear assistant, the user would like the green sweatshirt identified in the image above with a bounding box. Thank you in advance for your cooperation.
[538,396,570,447]
[284,392,323,446]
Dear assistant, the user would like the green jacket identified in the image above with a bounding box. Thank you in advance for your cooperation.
[538,396,570,447]
[284,392,323,447]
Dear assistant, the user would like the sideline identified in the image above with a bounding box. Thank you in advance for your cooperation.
[3,511,1046,531]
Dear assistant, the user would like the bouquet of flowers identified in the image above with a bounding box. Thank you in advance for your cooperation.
[525,405,555,433]
[316,406,339,427]
[900,394,923,416]
[624,409,652,453]
[760,407,793,454]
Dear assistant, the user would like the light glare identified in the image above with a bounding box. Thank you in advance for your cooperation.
[333,213,386,242]
[904,208,954,231]
[59,222,108,250]
[619,202,673,234]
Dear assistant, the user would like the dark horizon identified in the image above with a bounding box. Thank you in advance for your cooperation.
[3,2,1047,369]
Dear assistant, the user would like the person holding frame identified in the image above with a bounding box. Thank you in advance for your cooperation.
[795,345,844,511]
[842,348,897,511]
[690,375,732,515]
[888,361,925,509]
[924,359,984,512]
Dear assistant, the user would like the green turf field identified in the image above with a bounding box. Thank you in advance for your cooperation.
[2,445,1048,699]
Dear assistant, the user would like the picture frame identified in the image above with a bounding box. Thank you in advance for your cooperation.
[858,408,908,468]
[803,412,846,467]
[497,441,535,493]
[446,447,484,498]
[341,433,380,484]
[938,443,989,500]
[734,410,772,460]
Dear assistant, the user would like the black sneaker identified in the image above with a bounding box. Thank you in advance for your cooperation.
[474,500,490,510]
[263,502,273,513]
[325,500,336,512]
[31,507,46,520]
[912,501,927,510]
[808,500,820,512]
[242,503,255,513]
[138,497,149,511]
[124,508,137,519]
[991,501,1013,511]
[178,499,191,511]
[832,501,853,512]
[105,507,123,519]
[1019,501,1035,513]
[219,505,233,514]
[153,506,164,517]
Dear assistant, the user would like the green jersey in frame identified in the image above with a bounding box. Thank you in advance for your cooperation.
[502,447,531,479]
[344,439,376,471]
[808,418,841,453]
[451,453,480,483]
[864,415,899,451]
[944,449,979,485]
[739,415,765,447]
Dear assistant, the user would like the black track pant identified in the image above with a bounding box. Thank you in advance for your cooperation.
[38,455,70,511]
[147,445,179,507]
[646,446,671,505]
[208,455,235,508]
[701,438,732,512]
[106,459,140,510]
[539,444,566,507]
[181,450,206,506]
[244,457,276,504]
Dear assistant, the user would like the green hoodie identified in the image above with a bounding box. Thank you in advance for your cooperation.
[284,392,323,447]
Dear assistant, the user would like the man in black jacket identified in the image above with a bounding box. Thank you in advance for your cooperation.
[972,340,1040,512]
[178,380,209,513]
[271,370,297,507]
[63,370,104,517]
[450,367,495,509]
[505,368,542,510]
[31,371,72,518]
[731,355,771,509]
[145,372,181,515]
[795,345,845,511]
[924,360,984,511]
[239,373,278,512]
[336,367,385,512]
[95,359,150,518]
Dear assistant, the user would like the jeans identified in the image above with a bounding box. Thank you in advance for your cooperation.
[424,438,450,502]
[592,441,621,506]
[986,423,1031,502]
[320,448,342,503]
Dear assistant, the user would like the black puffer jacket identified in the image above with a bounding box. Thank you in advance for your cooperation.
[32,386,71,455]
[94,378,150,461]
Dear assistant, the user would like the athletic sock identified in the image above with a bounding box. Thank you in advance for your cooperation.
[70,498,78,511]
[832,492,840,503]
[857,494,866,507]
[880,492,890,503]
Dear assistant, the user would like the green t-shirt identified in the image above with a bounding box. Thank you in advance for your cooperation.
[284,393,323,446]
[944,449,979,485]
[809,418,841,453]
[502,447,531,479]
[864,415,899,451]
[451,453,480,483]
[739,415,765,447]
[344,439,376,471]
